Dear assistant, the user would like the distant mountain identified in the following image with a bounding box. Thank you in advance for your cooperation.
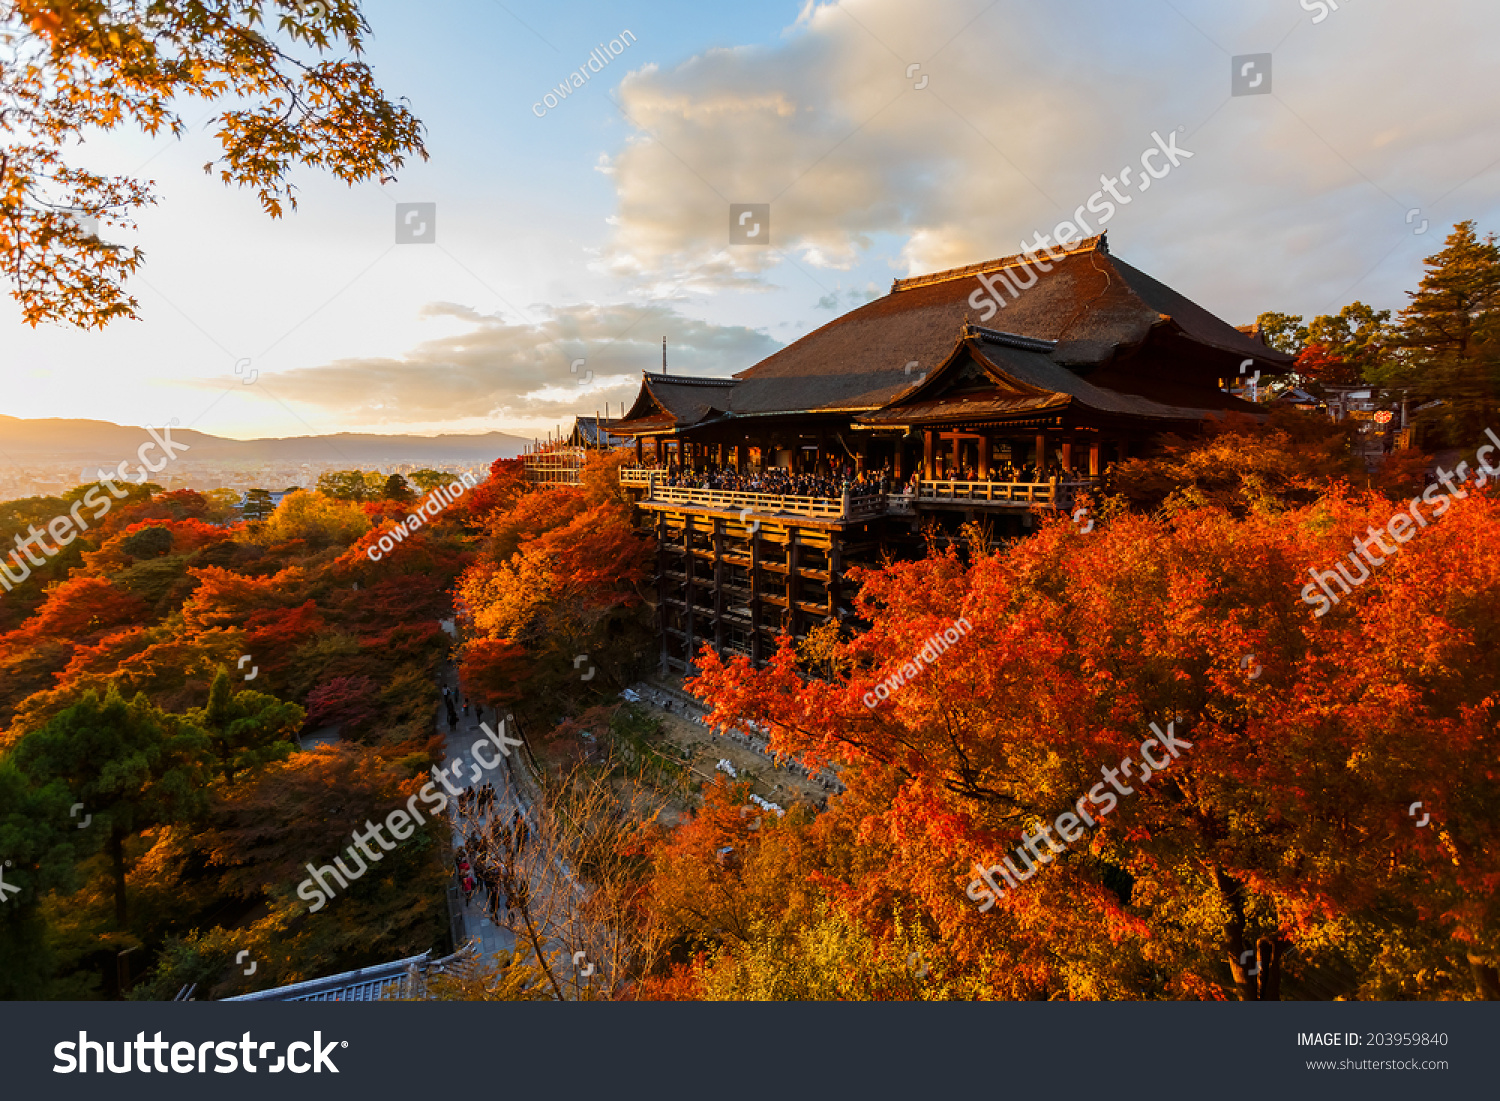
[0,416,531,465]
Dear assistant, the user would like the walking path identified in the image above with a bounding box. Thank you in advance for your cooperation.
[436,670,520,962]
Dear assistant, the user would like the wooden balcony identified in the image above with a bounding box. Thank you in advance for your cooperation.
[621,468,1094,518]
[915,478,1095,507]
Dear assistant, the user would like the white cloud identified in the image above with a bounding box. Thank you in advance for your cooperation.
[600,0,1500,318]
[258,301,780,425]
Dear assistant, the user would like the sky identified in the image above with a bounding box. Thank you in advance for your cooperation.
[2,0,1497,442]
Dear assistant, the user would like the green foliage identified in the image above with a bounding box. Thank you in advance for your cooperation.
[315,470,383,502]
[1374,221,1500,446]
[383,473,414,501]
[188,668,302,785]
[118,525,174,559]
[242,488,275,521]
[1255,311,1308,355]
[12,686,211,927]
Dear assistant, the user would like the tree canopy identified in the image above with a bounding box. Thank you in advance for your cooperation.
[2,0,426,327]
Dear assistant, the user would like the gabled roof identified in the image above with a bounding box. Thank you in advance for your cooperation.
[859,324,1261,427]
[615,372,736,434]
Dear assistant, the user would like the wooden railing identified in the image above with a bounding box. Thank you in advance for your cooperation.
[622,468,1095,517]
[648,483,848,520]
[915,478,1096,505]
[523,448,586,486]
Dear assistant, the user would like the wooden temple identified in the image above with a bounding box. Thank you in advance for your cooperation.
[602,235,1290,671]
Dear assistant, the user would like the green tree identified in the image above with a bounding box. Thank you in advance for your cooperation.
[0,761,82,998]
[242,488,275,521]
[316,469,380,501]
[382,473,413,501]
[1297,302,1395,390]
[409,469,450,493]
[3,0,426,328]
[1374,221,1500,445]
[188,667,303,785]
[1254,311,1308,356]
[12,687,210,928]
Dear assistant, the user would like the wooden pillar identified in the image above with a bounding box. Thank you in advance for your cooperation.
[1061,439,1073,475]
[718,442,728,468]
[683,517,696,671]
[1089,440,1101,477]
[893,440,903,480]
[923,430,935,477]
[635,436,643,464]
[951,433,962,477]
[1035,433,1048,476]
[978,433,990,479]
[656,512,669,670]
[828,533,842,618]
[787,531,800,641]
[749,519,763,665]
[712,517,725,653]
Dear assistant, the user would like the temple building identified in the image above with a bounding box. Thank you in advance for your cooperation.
[602,234,1290,672]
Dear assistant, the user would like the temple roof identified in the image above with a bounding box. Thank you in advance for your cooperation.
[609,236,1291,435]
[858,324,1259,428]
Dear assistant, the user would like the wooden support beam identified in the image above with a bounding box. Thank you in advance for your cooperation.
[1035,433,1048,474]
[749,522,763,665]
[713,516,725,652]
[1089,440,1101,477]
[924,430,935,476]
[978,433,990,479]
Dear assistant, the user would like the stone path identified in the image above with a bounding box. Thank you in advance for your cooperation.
[436,673,520,962]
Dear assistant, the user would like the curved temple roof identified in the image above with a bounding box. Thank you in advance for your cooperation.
[611,235,1290,435]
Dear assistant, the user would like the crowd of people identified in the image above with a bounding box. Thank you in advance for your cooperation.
[647,459,1099,499]
[656,464,857,499]
[455,790,530,927]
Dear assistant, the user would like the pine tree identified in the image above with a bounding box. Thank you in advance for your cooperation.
[1376,221,1500,445]
[242,488,275,521]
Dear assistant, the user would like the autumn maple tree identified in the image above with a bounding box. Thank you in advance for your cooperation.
[684,431,1500,1001]
[2,0,426,327]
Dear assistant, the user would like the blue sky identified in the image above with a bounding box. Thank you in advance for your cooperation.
[2,0,1497,441]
